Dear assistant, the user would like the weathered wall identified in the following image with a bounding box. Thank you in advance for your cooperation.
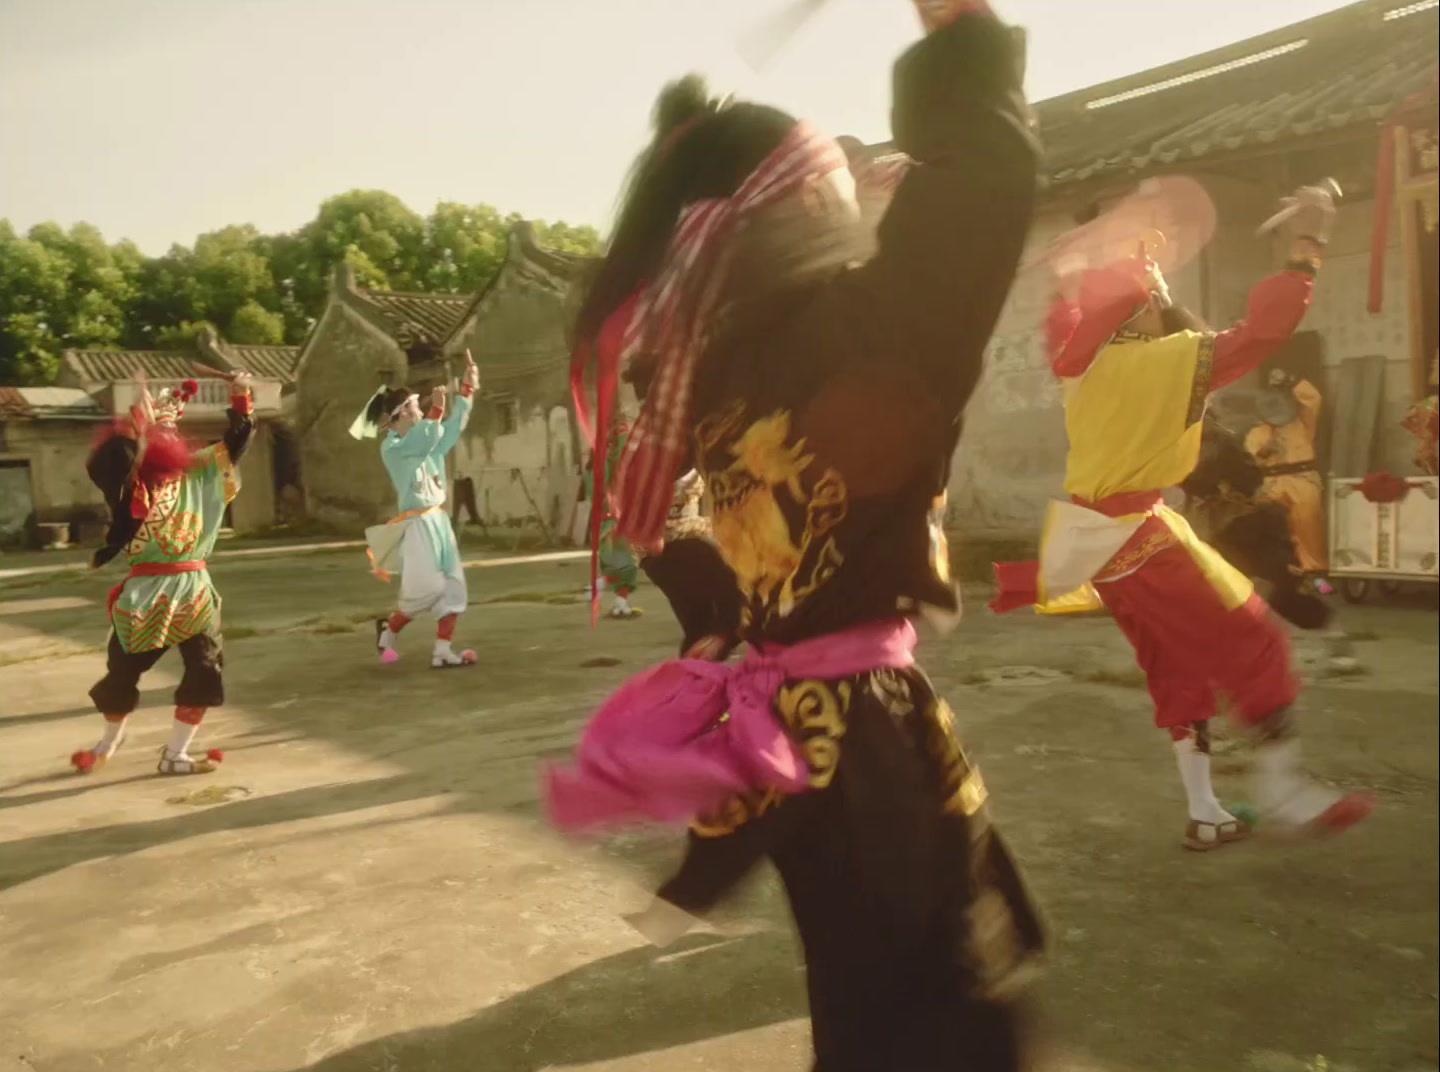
[297,303,407,527]
[230,422,276,533]
[0,421,107,538]
[1302,198,1416,473]
[447,256,581,536]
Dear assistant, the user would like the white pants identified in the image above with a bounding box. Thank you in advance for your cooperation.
[398,524,468,620]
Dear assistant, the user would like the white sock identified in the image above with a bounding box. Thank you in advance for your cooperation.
[613,595,631,614]
[379,626,398,651]
[1173,738,1236,824]
[1250,738,1338,826]
[167,719,199,758]
[94,718,126,758]
[433,638,455,660]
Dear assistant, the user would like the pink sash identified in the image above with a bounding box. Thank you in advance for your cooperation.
[545,619,918,831]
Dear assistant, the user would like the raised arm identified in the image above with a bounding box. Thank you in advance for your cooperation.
[1208,271,1315,391]
[834,2,1039,414]
[435,352,480,457]
[1210,185,1336,391]
[221,374,256,463]
[1292,378,1321,438]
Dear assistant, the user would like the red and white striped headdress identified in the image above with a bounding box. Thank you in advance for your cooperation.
[603,121,851,551]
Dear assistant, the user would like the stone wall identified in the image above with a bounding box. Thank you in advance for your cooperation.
[0,420,106,539]
[447,245,585,538]
[296,303,407,527]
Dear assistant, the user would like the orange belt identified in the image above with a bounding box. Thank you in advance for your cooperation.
[368,506,439,582]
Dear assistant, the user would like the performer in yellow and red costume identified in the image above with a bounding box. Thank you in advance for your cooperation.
[992,184,1372,851]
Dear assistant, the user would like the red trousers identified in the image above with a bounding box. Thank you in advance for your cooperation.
[1097,544,1297,731]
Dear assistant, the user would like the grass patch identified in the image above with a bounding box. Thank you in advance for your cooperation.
[1075,666,1147,689]
[310,621,358,636]
[476,590,579,606]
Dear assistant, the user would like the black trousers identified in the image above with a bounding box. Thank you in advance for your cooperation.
[89,629,224,715]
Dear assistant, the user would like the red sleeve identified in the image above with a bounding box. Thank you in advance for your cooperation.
[427,402,445,420]
[1209,270,1313,391]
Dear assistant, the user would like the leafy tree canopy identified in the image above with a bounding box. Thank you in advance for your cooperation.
[0,194,600,385]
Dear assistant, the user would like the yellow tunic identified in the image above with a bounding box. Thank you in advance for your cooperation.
[1037,330,1252,613]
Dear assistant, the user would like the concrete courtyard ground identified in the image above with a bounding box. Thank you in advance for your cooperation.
[0,547,1435,1072]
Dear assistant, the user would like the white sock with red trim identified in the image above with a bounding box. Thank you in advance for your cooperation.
[1173,738,1237,825]
[167,708,204,758]
[93,717,126,759]
[1251,738,1338,827]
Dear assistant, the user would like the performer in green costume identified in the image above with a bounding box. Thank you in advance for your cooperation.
[74,372,255,776]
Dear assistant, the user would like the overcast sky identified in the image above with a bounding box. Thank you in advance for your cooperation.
[0,0,1359,255]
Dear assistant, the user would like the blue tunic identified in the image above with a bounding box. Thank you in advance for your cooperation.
[380,394,472,576]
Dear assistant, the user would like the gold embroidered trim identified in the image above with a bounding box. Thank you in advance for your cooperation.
[1186,333,1216,427]
[1094,527,1176,583]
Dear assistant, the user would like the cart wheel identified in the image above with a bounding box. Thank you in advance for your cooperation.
[1341,578,1370,605]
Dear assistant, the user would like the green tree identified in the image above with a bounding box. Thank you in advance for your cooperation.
[125,243,197,349]
[282,190,426,322]
[228,299,285,345]
[0,221,68,383]
[1,193,600,383]
[418,202,508,294]
[0,220,141,383]
[531,219,602,258]
[191,225,276,330]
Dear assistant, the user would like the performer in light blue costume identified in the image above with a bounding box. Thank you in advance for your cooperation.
[350,351,481,668]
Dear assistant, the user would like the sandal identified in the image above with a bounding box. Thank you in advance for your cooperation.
[156,746,223,776]
[1183,817,1250,852]
[70,728,127,774]
[431,649,477,670]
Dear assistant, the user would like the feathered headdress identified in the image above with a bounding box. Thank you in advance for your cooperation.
[153,379,199,424]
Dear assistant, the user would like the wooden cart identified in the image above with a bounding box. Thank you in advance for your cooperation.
[1328,476,1439,603]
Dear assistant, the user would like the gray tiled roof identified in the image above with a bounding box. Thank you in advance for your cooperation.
[226,345,301,384]
[1035,0,1437,187]
[0,386,104,420]
[353,289,473,346]
[63,350,197,384]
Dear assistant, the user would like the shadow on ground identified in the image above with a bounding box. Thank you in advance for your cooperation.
[298,932,805,1072]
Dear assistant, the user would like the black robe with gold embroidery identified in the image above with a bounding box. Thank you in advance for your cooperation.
[644,11,1046,1072]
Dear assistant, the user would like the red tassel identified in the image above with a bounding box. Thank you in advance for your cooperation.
[1368,124,1396,315]
[571,294,637,628]
[205,749,225,763]
[137,429,196,486]
[180,379,199,400]
[70,750,96,774]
